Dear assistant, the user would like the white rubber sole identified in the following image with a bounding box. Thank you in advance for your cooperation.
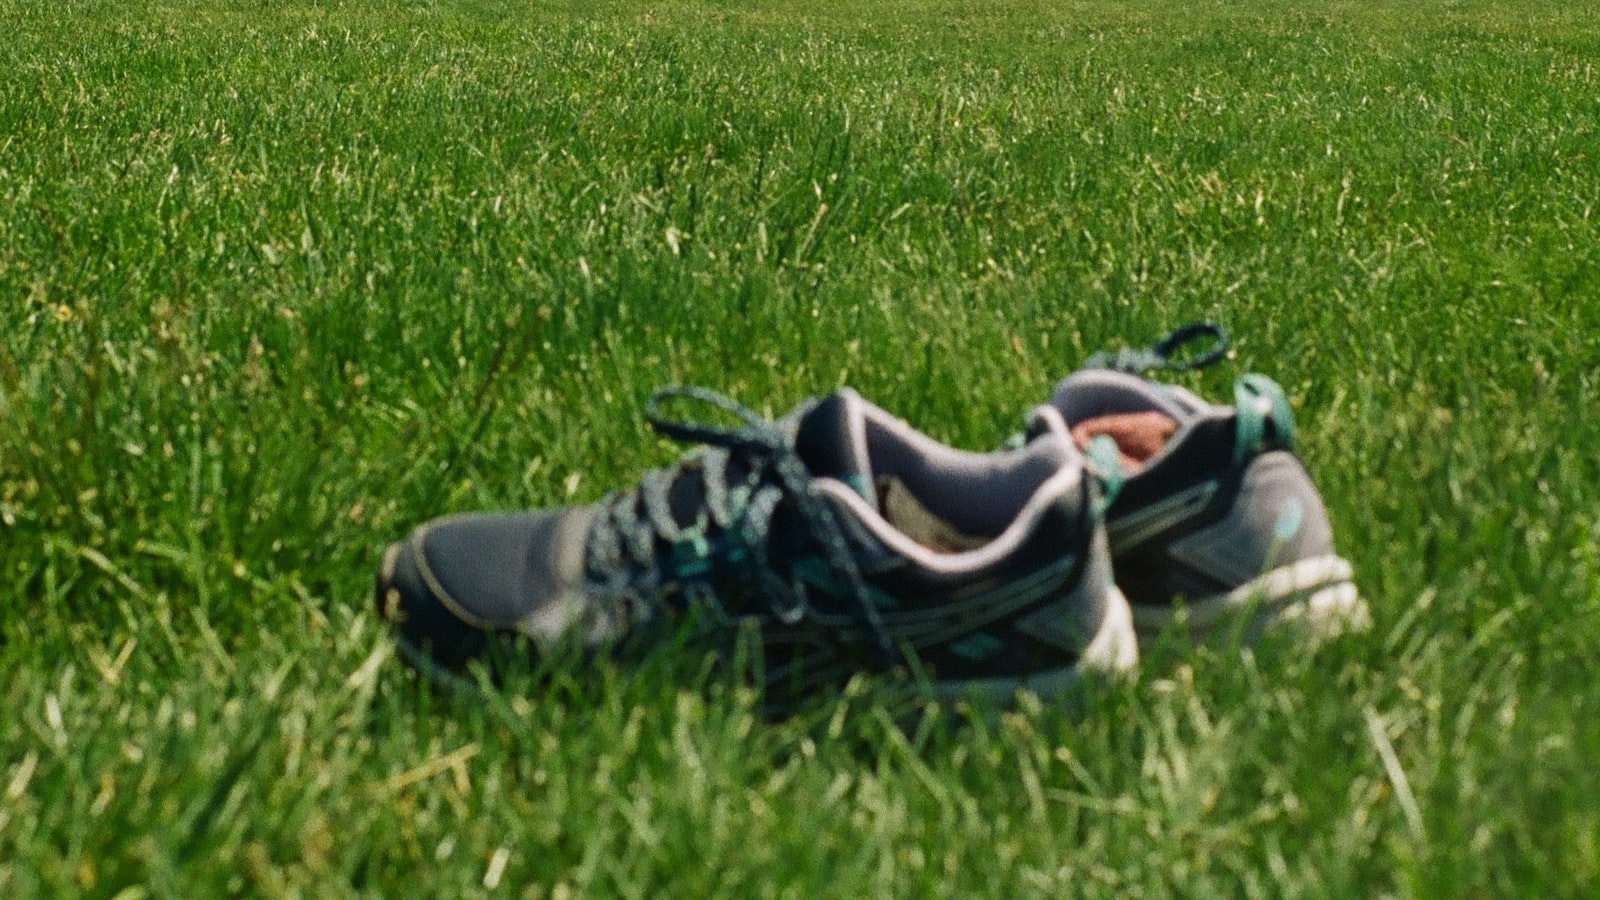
[928,584,1138,709]
[1132,555,1370,650]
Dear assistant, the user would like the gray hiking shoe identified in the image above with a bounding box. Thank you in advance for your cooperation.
[1029,324,1369,650]
[376,386,1136,709]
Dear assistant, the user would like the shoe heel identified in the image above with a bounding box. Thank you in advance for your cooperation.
[1135,555,1369,649]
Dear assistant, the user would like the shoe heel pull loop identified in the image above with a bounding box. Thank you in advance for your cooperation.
[1085,321,1231,375]
[1232,374,1296,465]
[1151,321,1231,372]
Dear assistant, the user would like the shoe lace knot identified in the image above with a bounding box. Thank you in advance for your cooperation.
[585,386,895,660]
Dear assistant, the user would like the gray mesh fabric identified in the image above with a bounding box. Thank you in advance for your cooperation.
[1165,451,1336,587]
[417,506,599,638]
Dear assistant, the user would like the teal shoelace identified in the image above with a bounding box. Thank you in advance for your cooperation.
[1084,320,1230,375]
[584,386,895,662]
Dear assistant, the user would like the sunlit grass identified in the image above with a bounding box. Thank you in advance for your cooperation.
[3,0,1599,895]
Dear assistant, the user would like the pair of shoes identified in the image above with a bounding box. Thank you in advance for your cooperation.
[376,385,1138,710]
[1031,322,1370,650]
[373,325,1366,707]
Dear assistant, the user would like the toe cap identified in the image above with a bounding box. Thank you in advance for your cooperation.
[375,536,490,671]
[374,506,601,669]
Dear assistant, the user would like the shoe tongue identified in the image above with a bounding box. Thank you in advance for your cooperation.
[792,389,876,504]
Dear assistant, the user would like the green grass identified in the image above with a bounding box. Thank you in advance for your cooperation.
[3,0,1600,894]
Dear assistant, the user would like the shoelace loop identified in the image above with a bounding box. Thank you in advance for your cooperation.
[589,386,896,663]
[1085,321,1230,375]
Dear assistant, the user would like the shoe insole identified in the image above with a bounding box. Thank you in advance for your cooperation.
[875,475,988,554]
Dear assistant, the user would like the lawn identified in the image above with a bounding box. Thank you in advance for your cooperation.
[3,0,1599,895]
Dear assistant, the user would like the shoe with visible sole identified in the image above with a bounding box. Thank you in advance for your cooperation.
[1025,323,1369,650]
[376,386,1136,710]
